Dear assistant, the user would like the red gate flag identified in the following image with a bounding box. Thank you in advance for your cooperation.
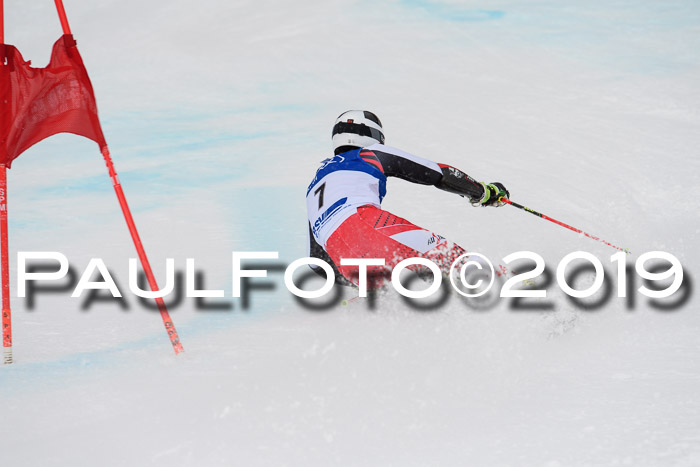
[0,34,106,166]
[0,3,184,361]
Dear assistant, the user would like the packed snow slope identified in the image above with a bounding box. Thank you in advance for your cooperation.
[1,1,699,466]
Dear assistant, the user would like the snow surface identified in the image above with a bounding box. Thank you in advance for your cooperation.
[1,0,700,466]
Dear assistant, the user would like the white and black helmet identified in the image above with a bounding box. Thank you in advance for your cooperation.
[332,110,385,155]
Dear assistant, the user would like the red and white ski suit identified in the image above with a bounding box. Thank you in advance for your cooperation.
[306,144,485,286]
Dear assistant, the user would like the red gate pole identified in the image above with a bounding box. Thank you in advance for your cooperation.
[101,147,183,354]
[53,0,183,354]
[0,0,4,47]
[1,0,13,365]
[0,164,12,364]
[54,0,71,35]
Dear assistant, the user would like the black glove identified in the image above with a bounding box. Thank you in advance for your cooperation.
[473,182,509,207]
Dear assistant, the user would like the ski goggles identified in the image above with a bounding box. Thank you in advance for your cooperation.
[332,122,385,144]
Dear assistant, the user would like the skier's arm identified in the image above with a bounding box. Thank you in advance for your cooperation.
[364,144,502,204]
[434,163,485,201]
[362,145,444,186]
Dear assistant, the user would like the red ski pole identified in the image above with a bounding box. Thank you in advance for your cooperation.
[501,198,630,254]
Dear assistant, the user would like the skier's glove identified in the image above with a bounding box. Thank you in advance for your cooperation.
[473,182,509,207]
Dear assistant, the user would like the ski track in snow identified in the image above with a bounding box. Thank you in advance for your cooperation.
[1,1,699,466]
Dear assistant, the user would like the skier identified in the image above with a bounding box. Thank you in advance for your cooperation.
[306,110,509,288]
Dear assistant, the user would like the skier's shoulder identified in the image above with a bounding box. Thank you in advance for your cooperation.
[319,148,385,175]
[362,143,410,158]
[307,149,363,193]
[319,144,407,165]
